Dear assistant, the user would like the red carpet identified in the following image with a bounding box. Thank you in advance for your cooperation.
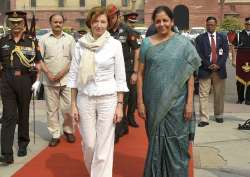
[12,114,194,177]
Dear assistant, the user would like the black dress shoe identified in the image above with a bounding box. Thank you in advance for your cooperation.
[115,127,129,144]
[236,100,244,104]
[120,127,129,137]
[245,101,250,105]
[63,132,76,143]
[128,117,139,128]
[0,155,14,164]
[48,138,60,147]
[215,118,224,123]
[115,136,119,144]
[198,121,209,127]
[17,148,27,157]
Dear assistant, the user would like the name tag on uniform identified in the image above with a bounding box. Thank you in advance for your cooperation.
[219,48,223,55]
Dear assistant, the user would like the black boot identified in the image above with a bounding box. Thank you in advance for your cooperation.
[128,116,139,128]
[0,155,14,165]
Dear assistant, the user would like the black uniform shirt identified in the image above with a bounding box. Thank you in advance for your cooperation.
[0,34,42,71]
[109,23,139,73]
[239,30,250,48]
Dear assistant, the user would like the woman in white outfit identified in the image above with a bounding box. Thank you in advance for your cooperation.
[68,6,128,177]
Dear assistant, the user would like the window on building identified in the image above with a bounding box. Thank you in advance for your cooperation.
[122,0,128,7]
[80,0,85,7]
[79,19,86,27]
[59,0,64,7]
[31,0,36,7]
[101,0,106,7]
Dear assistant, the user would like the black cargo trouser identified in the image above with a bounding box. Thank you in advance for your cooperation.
[236,81,250,102]
[1,71,32,157]
[115,72,137,138]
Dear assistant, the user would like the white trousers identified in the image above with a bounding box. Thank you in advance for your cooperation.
[77,93,117,177]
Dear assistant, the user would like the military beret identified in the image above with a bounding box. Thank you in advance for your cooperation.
[245,17,250,24]
[107,4,119,17]
[6,11,26,22]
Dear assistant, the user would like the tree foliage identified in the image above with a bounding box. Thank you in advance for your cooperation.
[220,16,243,31]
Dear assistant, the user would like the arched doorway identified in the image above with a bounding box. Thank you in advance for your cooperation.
[173,5,189,31]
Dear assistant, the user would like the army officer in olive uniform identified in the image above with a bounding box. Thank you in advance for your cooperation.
[0,11,42,165]
[107,4,140,143]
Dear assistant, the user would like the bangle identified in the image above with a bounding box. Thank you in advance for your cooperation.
[117,101,123,105]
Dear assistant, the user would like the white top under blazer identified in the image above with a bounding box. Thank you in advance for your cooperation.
[67,36,128,96]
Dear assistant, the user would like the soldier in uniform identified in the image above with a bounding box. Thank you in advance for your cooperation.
[236,17,250,105]
[107,4,140,143]
[0,11,42,164]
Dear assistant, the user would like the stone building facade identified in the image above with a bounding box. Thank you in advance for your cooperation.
[2,0,250,30]
[8,0,144,29]
[144,0,250,29]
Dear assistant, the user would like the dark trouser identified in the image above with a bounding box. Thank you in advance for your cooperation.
[236,81,250,102]
[1,72,32,157]
[115,72,137,138]
[127,83,137,119]
[37,83,44,100]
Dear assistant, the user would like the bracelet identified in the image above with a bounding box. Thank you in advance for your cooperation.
[133,71,138,74]
[117,101,123,105]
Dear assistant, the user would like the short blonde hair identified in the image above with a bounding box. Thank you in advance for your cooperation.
[86,6,107,28]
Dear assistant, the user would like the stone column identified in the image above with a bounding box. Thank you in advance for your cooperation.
[10,0,16,10]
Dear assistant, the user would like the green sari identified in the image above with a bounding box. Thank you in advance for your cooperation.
[140,34,201,177]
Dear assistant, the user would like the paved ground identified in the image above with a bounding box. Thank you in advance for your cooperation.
[1,98,250,177]
[193,61,250,177]
[0,61,250,177]
[194,100,250,177]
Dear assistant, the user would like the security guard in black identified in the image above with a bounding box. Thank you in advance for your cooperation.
[236,17,250,104]
[110,23,139,74]
[110,23,140,141]
[107,5,140,144]
[0,11,42,164]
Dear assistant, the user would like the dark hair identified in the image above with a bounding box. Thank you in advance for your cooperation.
[86,6,107,28]
[49,14,65,22]
[152,6,173,22]
[206,16,217,23]
[245,17,250,22]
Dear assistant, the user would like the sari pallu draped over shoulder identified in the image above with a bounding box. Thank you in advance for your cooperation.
[142,35,201,177]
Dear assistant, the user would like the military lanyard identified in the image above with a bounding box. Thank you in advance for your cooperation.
[10,41,35,68]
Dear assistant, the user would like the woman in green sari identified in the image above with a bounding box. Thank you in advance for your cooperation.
[137,6,201,177]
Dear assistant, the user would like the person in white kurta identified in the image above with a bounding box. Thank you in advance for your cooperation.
[68,7,128,177]
[39,14,76,147]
